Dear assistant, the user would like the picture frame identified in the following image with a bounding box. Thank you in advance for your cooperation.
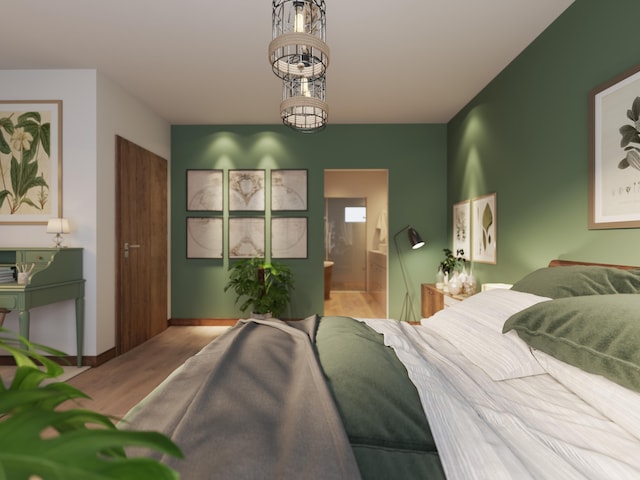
[471,193,496,264]
[186,217,223,259]
[452,199,471,260]
[271,169,308,211]
[186,169,223,212]
[228,169,265,211]
[0,100,62,224]
[228,217,265,258]
[589,64,640,229]
[271,217,308,259]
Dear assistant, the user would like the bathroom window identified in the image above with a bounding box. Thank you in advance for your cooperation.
[345,207,366,223]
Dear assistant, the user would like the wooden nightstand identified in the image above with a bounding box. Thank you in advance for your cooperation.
[421,283,469,318]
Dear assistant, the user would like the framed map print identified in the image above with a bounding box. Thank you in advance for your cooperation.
[229,169,265,211]
[229,217,265,258]
[186,217,223,259]
[271,169,307,211]
[271,217,307,259]
[471,193,496,264]
[186,169,223,211]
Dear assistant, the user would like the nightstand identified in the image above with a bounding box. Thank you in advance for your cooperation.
[421,283,469,318]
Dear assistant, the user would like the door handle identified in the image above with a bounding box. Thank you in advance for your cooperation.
[124,242,141,258]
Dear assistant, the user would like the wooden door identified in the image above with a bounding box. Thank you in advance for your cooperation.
[116,136,168,354]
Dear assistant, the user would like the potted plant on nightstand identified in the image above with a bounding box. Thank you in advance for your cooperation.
[224,257,294,318]
[439,248,465,276]
[438,248,469,295]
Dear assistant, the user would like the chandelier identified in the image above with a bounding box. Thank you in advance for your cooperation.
[269,0,329,133]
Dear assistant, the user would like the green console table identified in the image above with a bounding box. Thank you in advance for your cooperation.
[0,248,85,366]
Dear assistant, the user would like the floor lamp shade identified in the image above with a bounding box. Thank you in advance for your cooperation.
[394,225,425,322]
[408,227,425,249]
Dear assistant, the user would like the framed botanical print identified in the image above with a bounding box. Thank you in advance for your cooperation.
[186,217,223,259]
[228,169,265,211]
[0,100,62,224]
[452,200,471,260]
[271,217,308,259]
[186,169,223,212]
[471,193,496,264]
[271,169,308,211]
[228,217,265,258]
[589,64,640,229]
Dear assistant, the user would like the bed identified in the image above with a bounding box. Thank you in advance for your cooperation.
[121,260,640,479]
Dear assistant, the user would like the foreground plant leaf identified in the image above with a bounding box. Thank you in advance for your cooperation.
[0,328,183,479]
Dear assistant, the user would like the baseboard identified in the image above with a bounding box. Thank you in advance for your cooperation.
[0,347,116,367]
[170,318,240,326]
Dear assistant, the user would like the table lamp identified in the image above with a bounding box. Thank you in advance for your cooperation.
[47,218,70,247]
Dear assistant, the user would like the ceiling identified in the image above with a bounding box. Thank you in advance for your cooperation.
[1,1,574,126]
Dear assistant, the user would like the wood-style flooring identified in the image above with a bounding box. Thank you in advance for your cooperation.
[65,326,229,420]
[60,291,384,421]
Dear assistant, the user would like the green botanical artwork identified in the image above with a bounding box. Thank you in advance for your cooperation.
[0,103,58,220]
[481,203,493,252]
[618,96,640,171]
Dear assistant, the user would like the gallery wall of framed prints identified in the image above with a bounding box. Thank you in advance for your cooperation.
[185,169,308,260]
[452,192,497,265]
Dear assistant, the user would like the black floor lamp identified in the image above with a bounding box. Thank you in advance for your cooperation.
[393,225,425,322]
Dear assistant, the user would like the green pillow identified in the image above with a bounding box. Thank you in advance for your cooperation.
[503,294,640,392]
[510,266,640,298]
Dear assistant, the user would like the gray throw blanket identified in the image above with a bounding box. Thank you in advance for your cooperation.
[121,315,362,480]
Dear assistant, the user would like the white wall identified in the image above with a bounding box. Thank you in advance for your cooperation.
[0,69,170,358]
[95,72,171,354]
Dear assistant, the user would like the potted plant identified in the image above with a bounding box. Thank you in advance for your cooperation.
[224,257,294,318]
[0,327,181,479]
[439,248,466,276]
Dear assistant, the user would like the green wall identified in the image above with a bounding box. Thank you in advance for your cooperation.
[171,124,447,320]
[447,0,640,284]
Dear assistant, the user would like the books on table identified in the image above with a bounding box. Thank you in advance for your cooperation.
[0,267,15,283]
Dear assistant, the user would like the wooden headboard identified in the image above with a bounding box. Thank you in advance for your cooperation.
[548,259,640,270]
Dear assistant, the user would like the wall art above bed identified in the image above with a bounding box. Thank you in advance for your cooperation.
[471,193,496,264]
[589,63,640,229]
[452,199,471,260]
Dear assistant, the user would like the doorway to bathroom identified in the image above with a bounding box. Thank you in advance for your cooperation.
[324,170,388,318]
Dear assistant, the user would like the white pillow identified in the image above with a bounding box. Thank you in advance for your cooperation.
[420,289,550,381]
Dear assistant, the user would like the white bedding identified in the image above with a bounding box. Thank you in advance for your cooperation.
[360,289,640,479]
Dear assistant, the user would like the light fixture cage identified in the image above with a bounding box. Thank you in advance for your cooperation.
[269,0,329,81]
[281,75,328,133]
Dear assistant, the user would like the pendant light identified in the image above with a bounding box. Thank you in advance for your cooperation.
[269,0,329,132]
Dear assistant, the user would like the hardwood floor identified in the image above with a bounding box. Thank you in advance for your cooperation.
[65,326,229,420]
[324,291,386,318]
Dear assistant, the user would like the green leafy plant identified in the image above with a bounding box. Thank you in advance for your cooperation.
[439,248,466,275]
[618,96,640,171]
[224,257,294,317]
[0,111,50,214]
[0,327,182,480]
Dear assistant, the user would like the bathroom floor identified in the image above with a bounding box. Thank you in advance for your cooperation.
[323,291,386,318]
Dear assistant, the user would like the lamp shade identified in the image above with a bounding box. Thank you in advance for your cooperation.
[408,227,425,249]
[47,218,70,234]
